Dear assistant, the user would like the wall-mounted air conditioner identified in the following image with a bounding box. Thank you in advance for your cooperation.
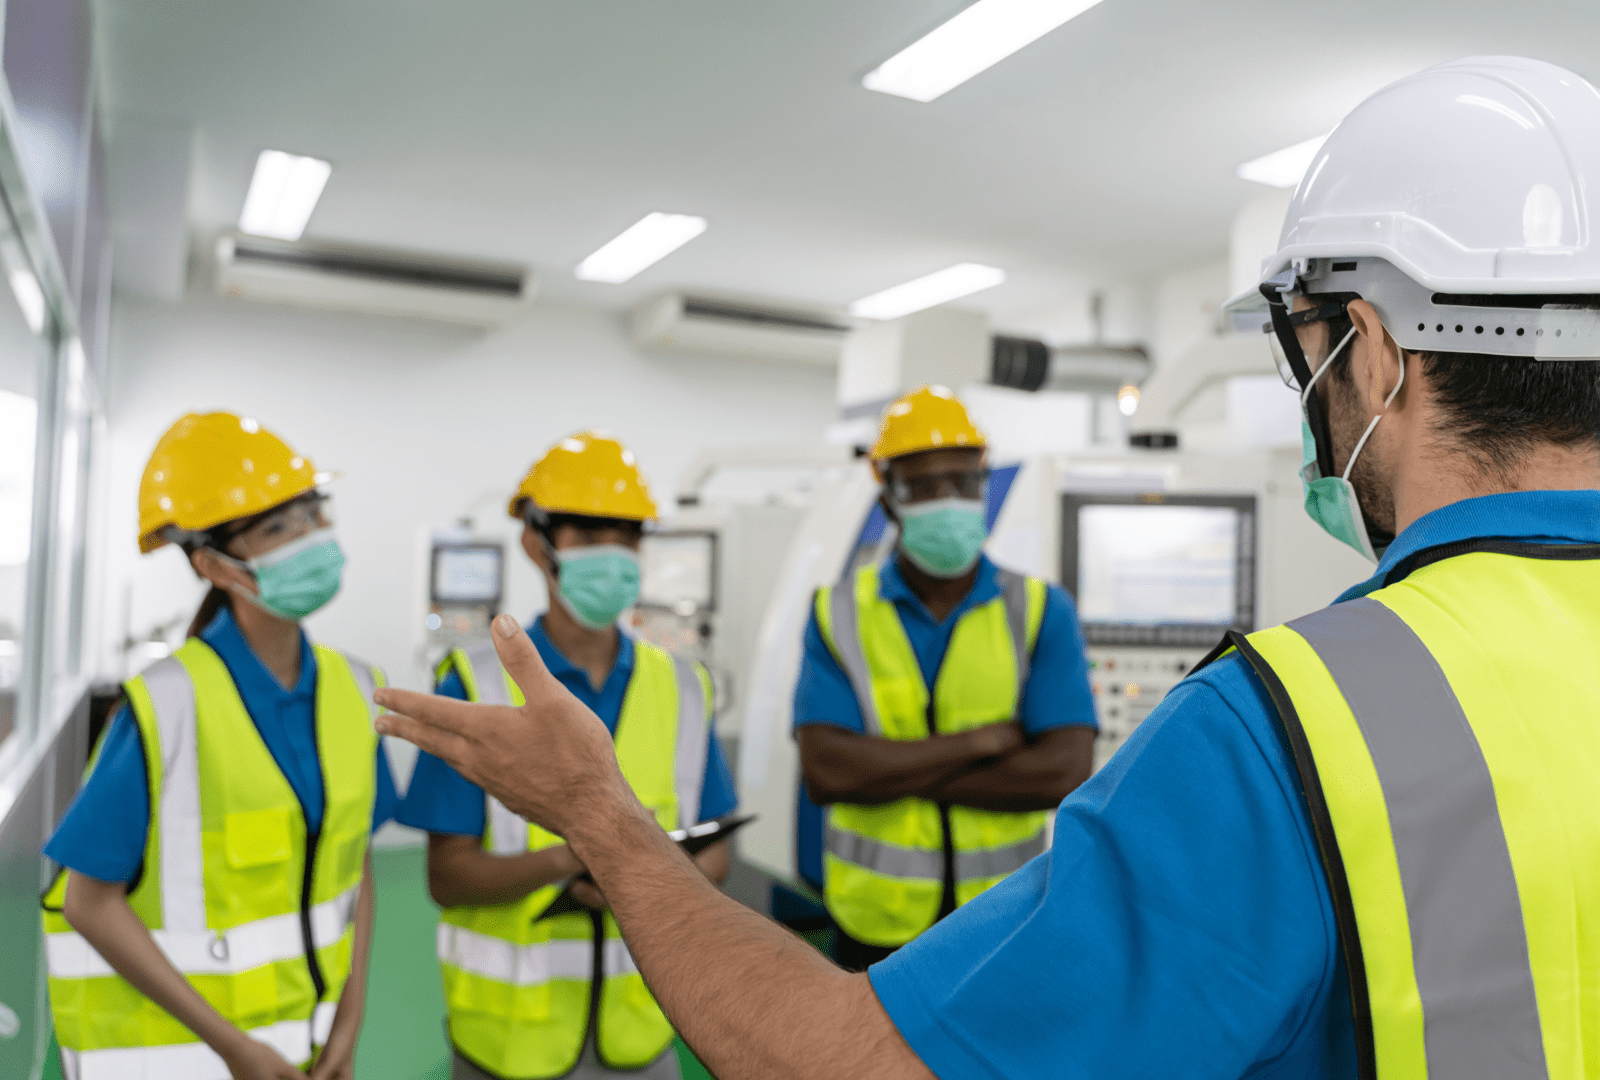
[629,293,850,367]
[214,233,534,328]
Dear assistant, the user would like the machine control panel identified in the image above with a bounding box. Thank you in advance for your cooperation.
[1087,646,1209,770]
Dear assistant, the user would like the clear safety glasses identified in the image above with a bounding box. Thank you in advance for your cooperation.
[219,492,334,554]
[887,466,990,505]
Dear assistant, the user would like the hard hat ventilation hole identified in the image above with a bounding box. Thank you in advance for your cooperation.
[1436,324,1445,332]
[1417,323,1425,331]
[1556,329,1563,337]
[1517,328,1526,336]
[1496,327,1505,335]
[1475,326,1484,334]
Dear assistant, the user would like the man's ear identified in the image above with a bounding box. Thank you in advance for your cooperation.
[1346,299,1403,413]
[522,526,556,578]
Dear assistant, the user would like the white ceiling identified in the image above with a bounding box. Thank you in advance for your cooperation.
[94,0,1600,331]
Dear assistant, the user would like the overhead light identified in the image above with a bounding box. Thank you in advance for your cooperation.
[8,268,45,333]
[1237,133,1330,189]
[575,213,708,284]
[1117,384,1140,416]
[239,150,333,240]
[863,0,1106,103]
[849,263,1006,321]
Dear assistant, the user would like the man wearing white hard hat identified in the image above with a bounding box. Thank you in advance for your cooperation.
[368,56,1600,1080]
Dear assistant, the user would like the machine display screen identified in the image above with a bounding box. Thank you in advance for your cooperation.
[431,543,503,605]
[639,531,717,612]
[1062,493,1256,646]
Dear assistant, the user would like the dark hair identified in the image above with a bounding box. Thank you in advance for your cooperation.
[1322,309,1600,479]
[532,512,645,544]
[186,585,232,640]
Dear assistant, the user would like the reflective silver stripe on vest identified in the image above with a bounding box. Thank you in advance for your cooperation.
[825,824,941,881]
[57,1003,333,1080]
[46,885,357,979]
[341,652,380,722]
[603,937,641,978]
[954,833,1046,880]
[670,655,710,830]
[826,580,882,736]
[1288,598,1549,1080]
[437,923,593,985]
[456,642,527,854]
[140,656,207,933]
[997,570,1032,690]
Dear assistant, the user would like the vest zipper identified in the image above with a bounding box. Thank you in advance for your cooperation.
[924,697,958,921]
[301,827,327,1003]
[586,909,605,1067]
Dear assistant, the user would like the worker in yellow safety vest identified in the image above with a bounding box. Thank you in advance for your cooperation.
[364,56,1600,1080]
[41,411,398,1080]
[794,385,1098,970]
[396,431,738,1080]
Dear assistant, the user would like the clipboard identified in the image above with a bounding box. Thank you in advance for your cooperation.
[538,814,756,919]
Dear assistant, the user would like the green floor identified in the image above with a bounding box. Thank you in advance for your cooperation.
[43,845,714,1080]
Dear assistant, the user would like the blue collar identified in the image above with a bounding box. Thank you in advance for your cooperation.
[201,605,317,700]
[1337,490,1600,602]
[527,615,635,682]
[878,552,1002,625]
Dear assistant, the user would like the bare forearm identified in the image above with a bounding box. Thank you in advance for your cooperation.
[63,873,246,1055]
[925,728,1095,811]
[572,796,931,1080]
[799,725,1016,805]
[426,834,580,907]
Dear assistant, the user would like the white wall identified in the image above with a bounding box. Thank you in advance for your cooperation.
[99,295,838,691]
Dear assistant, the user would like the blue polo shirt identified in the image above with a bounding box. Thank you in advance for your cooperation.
[793,554,1097,734]
[869,490,1600,1080]
[398,617,737,836]
[45,607,400,885]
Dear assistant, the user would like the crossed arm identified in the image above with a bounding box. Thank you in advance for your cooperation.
[798,723,1094,811]
[374,616,936,1080]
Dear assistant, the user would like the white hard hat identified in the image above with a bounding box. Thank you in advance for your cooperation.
[1227,56,1600,360]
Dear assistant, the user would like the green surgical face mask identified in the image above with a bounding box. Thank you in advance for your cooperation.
[226,526,346,620]
[896,497,988,578]
[1298,325,1403,564]
[555,544,641,630]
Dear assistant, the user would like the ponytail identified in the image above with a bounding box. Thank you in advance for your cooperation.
[186,585,232,640]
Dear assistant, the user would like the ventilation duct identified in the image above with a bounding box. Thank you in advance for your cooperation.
[215,233,534,327]
[630,293,850,367]
[991,335,1151,393]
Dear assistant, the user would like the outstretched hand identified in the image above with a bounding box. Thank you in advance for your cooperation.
[372,613,633,840]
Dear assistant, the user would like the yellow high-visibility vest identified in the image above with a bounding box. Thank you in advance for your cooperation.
[1229,542,1600,1080]
[435,635,713,1080]
[41,639,382,1080]
[814,564,1048,948]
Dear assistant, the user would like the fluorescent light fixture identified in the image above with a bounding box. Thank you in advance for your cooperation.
[8,268,44,333]
[863,0,1106,103]
[849,263,1006,320]
[239,150,333,240]
[1237,133,1330,189]
[575,213,708,284]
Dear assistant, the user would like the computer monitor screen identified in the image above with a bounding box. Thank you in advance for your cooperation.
[639,531,717,611]
[1062,493,1255,646]
[431,543,503,606]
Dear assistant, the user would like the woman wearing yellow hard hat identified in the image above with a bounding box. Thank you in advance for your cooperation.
[42,411,398,1080]
[794,384,1098,971]
[397,430,738,1080]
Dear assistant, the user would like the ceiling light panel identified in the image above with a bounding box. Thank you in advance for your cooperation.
[575,213,708,284]
[849,263,1006,321]
[239,150,332,240]
[863,0,1107,103]
[1237,133,1330,189]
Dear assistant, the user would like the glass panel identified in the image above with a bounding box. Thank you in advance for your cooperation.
[0,265,46,759]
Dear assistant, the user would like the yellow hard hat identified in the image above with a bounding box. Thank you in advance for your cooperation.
[871,384,986,464]
[509,430,658,522]
[138,412,328,553]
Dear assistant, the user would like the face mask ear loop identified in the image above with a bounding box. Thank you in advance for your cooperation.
[1300,325,1359,407]
[1339,336,1407,483]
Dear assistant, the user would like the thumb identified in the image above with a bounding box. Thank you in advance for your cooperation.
[491,613,556,702]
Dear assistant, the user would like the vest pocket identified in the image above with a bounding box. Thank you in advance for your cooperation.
[224,808,294,868]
